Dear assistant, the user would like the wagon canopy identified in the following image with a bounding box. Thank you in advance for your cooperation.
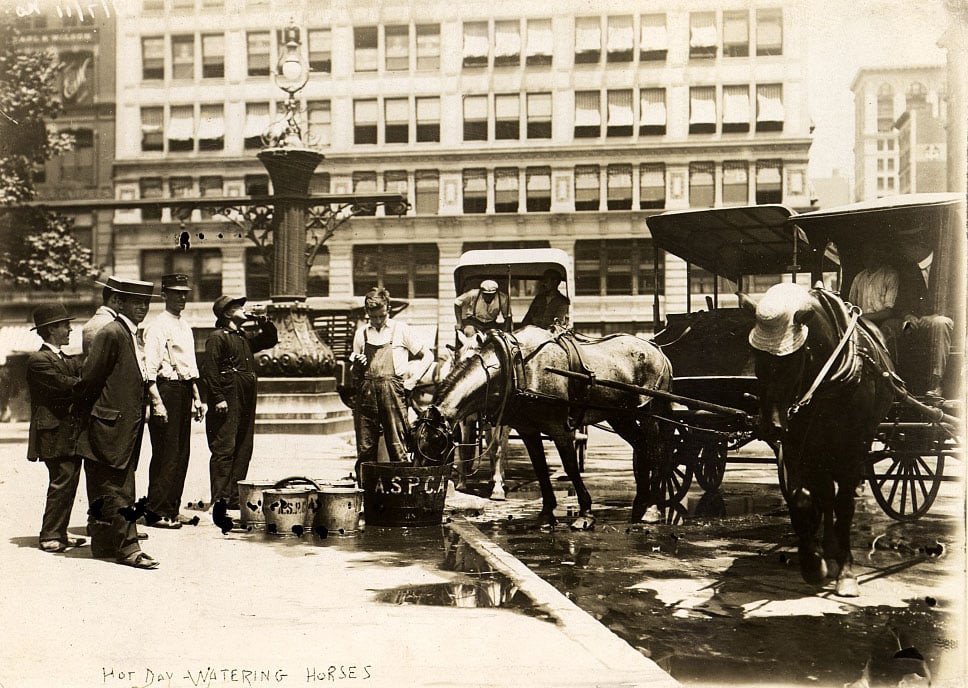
[646,204,833,283]
[453,248,572,290]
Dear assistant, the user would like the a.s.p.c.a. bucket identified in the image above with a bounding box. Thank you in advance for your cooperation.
[238,480,278,529]
[262,481,316,536]
[360,462,452,527]
[311,485,363,535]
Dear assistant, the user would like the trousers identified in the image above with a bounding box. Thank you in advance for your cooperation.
[40,456,83,542]
[356,376,410,464]
[85,458,142,560]
[206,372,257,508]
[147,380,194,519]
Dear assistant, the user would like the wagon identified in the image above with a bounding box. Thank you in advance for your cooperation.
[644,194,964,520]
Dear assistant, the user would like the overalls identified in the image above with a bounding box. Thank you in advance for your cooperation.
[356,328,411,466]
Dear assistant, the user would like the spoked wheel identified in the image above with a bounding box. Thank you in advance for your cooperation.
[657,430,695,506]
[867,434,946,521]
[695,440,727,492]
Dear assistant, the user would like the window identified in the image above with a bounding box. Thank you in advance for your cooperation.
[142,37,164,80]
[308,29,331,73]
[574,165,600,211]
[309,172,330,195]
[201,0,223,9]
[143,0,163,11]
[723,85,750,133]
[384,98,409,144]
[171,35,194,80]
[462,169,487,213]
[527,93,552,139]
[689,162,714,208]
[494,21,520,67]
[607,165,632,210]
[526,167,551,211]
[141,107,164,151]
[353,99,378,144]
[495,94,520,140]
[756,161,782,203]
[415,170,439,214]
[906,81,928,111]
[169,176,192,200]
[245,174,269,196]
[307,100,331,147]
[244,103,269,149]
[574,17,601,64]
[689,13,717,59]
[756,9,783,56]
[722,161,748,205]
[168,106,195,152]
[307,249,330,297]
[354,27,378,72]
[723,12,749,57]
[640,14,667,61]
[525,19,552,66]
[352,172,377,215]
[202,34,224,78]
[463,95,488,141]
[385,25,409,71]
[416,24,440,70]
[606,90,633,137]
[144,249,222,302]
[416,97,440,142]
[574,90,601,138]
[463,22,488,68]
[198,105,224,151]
[639,88,666,135]
[60,129,94,182]
[877,84,894,132]
[140,177,163,220]
[756,84,784,132]
[689,87,716,134]
[200,176,222,217]
[247,32,270,77]
[606,16,633,62]
[639,163,665,209]
[575,239,662,296]
[494,168,519,213]
[352,244,439,298]
[245,250,270,300]
[384,170,408,205]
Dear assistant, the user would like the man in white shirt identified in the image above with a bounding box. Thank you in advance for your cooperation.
[454,279,510,335]
[143,274,206,528]
[350,287,432,468]
[848,242,899,327]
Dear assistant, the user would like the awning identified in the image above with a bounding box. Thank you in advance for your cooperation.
[756,85,785,122]
[494,22,520,57]
[640,15,668,52]
[606,19,633,52]
[723,86,750,123]
[640,89,666,126]
[607,91,633,126]
[526,21,553,56]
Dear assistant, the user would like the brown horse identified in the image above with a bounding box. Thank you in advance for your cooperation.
[413,326,673,528]
[746,283,895,596]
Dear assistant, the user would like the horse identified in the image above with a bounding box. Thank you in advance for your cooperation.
[744,283,896,597]
[413,325,674,529]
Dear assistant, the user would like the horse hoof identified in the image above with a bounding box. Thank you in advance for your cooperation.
[800,551,828,586]
[835,576,860,598]
[640,505,662,524]
[825,559,842,580]
[489,487,506,501]
[570,515,595,531]
[537,512,557,529]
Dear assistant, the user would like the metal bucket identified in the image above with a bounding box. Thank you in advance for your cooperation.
[360,462,452,527]
[312,486,363,535]
[238,480,277,529]
[262,483,315,536]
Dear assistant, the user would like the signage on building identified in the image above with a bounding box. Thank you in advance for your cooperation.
[918,143,945,161]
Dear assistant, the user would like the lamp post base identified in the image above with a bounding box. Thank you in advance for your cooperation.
[254,300,336,377]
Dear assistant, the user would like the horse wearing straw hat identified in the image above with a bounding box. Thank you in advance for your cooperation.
[745,283,895,596]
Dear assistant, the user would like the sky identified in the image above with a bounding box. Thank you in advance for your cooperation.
[804,0,952,180]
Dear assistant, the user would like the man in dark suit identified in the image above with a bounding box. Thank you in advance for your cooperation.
[82,276,123,356]
[26,303,86,553]
[75,278,160,570]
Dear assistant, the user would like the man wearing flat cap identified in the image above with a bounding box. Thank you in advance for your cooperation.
[143,274,207,529]
[26,303,86,553]
[74,277,160,569]
[203,294,277,510]
[454,279,510,335]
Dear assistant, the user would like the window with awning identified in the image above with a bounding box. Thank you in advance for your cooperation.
[606,16,633,62]
[140,177,163,220]
[495,94,520,140]
[354,99,377,144]
[384,170,408,196]
[415,170,439,215]
[462,168,487,214]
[308,28,331,73]
[198,105,224,150]
[574,165,600,211]
[384,98,410,144]
[463,95,488,141]
[307,100,331,147]
[244,102,270,149]
[463,22,489,68]
[689,162,714,208]
[141,106,163,151]
[416,24,440,70]
[689,87,716,134]
[200,176,223,217]
[202,34,224,78]
[526,167,551,211]
[640,14,667,61]
[575,17,601,64]
[142,37,164,80]
[756,9,783,56]
[574,90,601,138]
[639,163,665,209]
[689,13,717,58]
[723,85,750,132]
[354,27,378,72]
[494,168,519,213]
[526,19,552,65]
[639,88,666,135]
[756,161,782,203]
[416,97,440,142]
[494,21,520,66]
[723,12,749,57]
[385,25,409,71]
[756,83,784,132]
[167,106,195,151]
[722,161,748,205]
[606,89,633,137]
[607,164,632,210]
[527,92,552,139]
[169,176,192,199]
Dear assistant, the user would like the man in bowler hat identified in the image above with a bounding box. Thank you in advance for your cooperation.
[143,273,207,528]
[74,278,160,569]
[26,303,86,553]
[204,295,277,509]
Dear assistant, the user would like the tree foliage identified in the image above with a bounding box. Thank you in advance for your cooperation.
[0,22,96,291]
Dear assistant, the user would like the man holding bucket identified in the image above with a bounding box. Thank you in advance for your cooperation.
[350,287,432,473]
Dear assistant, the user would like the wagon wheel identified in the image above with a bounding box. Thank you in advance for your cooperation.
[867,426,946,522]
[575,425,588,473]
[656,429,694,506]
[695,439,727,492]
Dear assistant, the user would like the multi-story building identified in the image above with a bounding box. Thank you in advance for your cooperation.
[112,0,812,341]
[850,65,945,202]
[894,108,947,194]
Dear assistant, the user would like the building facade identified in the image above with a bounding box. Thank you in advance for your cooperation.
[111,0,812,341]
[850,65,945,202]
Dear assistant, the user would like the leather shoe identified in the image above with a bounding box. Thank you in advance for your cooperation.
[40,540,66,553]
[146,517,182,529]
[117,551,159,570]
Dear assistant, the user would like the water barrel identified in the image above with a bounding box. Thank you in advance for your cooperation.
[312,485,364,535]
[237,480,278,529]
[360,462,452,527]
[262,485,314,536]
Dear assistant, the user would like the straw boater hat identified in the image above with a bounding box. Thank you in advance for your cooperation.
[748,283,812,356]
[480,279,498,294]
[161,273,192,291]
[30,303,74,330]
[94,276,156,298]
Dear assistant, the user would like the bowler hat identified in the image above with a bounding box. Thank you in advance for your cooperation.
[31,303,74,330]
[161,273,192,291]
[95,276,155,298]
[213,294,247,320]
[480,279,498,294]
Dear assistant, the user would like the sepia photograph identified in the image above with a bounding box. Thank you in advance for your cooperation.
[0,0,964,686]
